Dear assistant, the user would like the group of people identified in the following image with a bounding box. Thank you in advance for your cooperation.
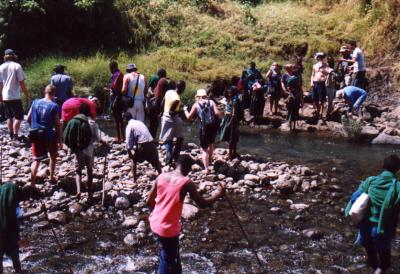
[232,40,368,130]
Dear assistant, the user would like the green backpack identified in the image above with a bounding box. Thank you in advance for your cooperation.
[63,114,92,152]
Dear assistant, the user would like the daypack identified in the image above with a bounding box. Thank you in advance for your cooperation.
[198,100,215,127]
[63,114,92,152]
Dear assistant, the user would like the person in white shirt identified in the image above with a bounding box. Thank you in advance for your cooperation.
[341,40,367,89]
[0,49,30,140]
[121,63,147,122]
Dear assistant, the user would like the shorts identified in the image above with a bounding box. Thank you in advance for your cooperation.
[312,81,327,103]
[199,123,218,149]
[159,115,184,143]
[31,139,58,161]
[3,100,24,120]
[75,151,94,171]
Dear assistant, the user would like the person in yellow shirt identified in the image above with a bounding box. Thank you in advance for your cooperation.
[159,80,186,166]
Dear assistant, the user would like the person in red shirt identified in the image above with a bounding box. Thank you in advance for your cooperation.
[61,97,98,124]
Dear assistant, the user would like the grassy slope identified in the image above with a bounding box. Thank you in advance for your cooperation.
[24,0,399,105]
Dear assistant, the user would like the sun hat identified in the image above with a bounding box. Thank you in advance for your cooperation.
[126,63,137,71]
[315,52,325,59]
[195,89,207,98]
[339,46,349,53]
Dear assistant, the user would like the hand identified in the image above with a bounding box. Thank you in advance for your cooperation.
[58,142,63,150]
[183,105,188,112]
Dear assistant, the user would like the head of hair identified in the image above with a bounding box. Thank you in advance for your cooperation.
[176,80,186,95]
[53,65,65,74]
[167,80,176,91]
[44,84,56,96]
[157,68,167,78]
[4,54,16,62]
[231,76,240,86]
[249,61,256,68]
[109,60,118,71]
[348,40,357,47]
[284,64,293,72]
[123,112,133,123]
[176,154,194,175]
[79,102,91,117]
[383,154,400,174]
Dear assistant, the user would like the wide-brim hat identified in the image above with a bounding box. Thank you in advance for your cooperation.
[195,89,207,98]
[315,52,325,59]
[339,46,349,53]
[126,63,137,71]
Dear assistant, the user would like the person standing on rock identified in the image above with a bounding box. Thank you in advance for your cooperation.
[27,85,61,187]
[121,64,147,122]
[336,46,352,88]
[148,154,225,274]
[286,75,303,131]
[220,86,242,160]
[336,86,367,116]
[341,40,367,89]
[281,64,294,96]
[265,62,283,115]
[50,64,73,107]
[65,103,107,202]
[183,89,222,174]
[159,80,185,166]
[311,52,331,118]
[0,49,30,141]
[345,154,400,274]
[105,60,124,142]
[125,112,162,176]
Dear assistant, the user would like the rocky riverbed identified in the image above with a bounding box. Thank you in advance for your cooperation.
[1,122,400,273]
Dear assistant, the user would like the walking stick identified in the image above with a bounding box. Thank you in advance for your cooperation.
[0,145,2,185]
[223,189,263,267]
[41,203,74,274]
[101,153,107,207]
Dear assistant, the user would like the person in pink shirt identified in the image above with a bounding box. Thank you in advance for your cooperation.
[61,97,99,123]
[147,154,225,274]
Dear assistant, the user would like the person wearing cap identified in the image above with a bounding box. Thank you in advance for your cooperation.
[50,64,73,107]
[159,80,186,166]
[61,96,98,125]
[341,40,367,89]
[124,112,162,177]
[27,85,62,188]
[0,49,30,140]
[336,46,352,88]
[265,62,283,115]
[336,85,367,116]
[183,89,222,174]
[121,63,147,122]
[311,52,332,118]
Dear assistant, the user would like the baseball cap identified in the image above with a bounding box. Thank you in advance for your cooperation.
[4,49,15,56]
[126,64,137,71]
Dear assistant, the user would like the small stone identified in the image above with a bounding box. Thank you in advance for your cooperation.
[290,203,309,211]
[270,207,281,213]
[244,174,259,182]
[182,204,199,220]
[123,233,138,246]
[104,181,113,191]
[115,196,130,209]
[69,203,83,215]
[302,228,324,240]
[136,220,147,233]
[122,216,140,228]
[300,167,312,176]
[52,191,68,200]
[48,211,68,224]
[33,221,50,229]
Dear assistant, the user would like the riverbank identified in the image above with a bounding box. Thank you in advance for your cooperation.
[1,122,400,272]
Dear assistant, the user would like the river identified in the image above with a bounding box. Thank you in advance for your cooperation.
[3,117,400,273]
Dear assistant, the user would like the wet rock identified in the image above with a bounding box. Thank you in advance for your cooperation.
[302,228,324,239]
[244,180,256,187]
[244,174,259,182]
[123,233,139,246]
[9,149,20,158]
[300,167,311,176]
[135,220,147,233]
[52,191,68,200]
[182,203,199,220]
[273,177,295,194]
[290,203,309,211]
[48,211,68,224]
[270,207,281,213]
[33,221,50,230]
[104,181,113,191]
[122,216,139,229]
[301,181,310,192]
[69,203,83,215]
[371,132,400,145]
[310,180,318,190]
[360,125,379,141]
[115,196,130,209]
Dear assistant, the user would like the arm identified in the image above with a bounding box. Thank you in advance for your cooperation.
[184,104,197,121]
[340,57,356,64]
[147,180,158,210]
[265,70,271,80]
[0,82,3,101]
[121,75,130,96]
[67,78,74,98]
[310,66,315,87]
[184,181,224,208]
[55,113,62,145]
[281,79,287,93]
[143,76,148,98]
[26,106,32,125]
[212,102,223,119]
[19,80,30,104]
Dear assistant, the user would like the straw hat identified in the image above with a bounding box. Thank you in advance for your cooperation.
[195,89,207,98]
[314,52,325,60]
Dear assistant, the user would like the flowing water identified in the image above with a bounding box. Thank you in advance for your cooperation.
[4,117,400,273]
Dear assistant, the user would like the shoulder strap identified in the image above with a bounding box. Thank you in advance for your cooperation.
[132,73,140,101]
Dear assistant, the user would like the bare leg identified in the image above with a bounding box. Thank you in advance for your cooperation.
[87,166,93,201]
[49,156,57,181]
[31,160,40,187]
[7,118,14,137]
[208,144,214,165]
[75,170,82,196]
[13,120,21,137]
[201,148,209,174]
[321,102,325,118]
[274,98,279,114]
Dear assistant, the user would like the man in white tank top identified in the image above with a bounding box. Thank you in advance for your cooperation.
[122,63,147,122]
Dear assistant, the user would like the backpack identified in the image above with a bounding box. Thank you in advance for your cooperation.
[63,114,92,152]
[198,100,215,127]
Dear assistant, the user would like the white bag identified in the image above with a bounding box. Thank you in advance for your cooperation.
[349,192,369,224]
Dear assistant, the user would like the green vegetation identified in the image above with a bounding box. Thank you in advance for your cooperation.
[12,0,399,104]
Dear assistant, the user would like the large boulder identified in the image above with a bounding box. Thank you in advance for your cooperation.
[359,125,380,141]
[48,211,68,224]
[272,175,296,194]
[182,203,199,220]
[371,132,400,145]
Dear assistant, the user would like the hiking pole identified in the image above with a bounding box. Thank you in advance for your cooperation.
[101,153,107,207]
[41,203,74,274]
[222,187,263,267]
[0,145,2,185]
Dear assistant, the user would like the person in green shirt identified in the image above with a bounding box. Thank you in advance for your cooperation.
[345,154,400,273]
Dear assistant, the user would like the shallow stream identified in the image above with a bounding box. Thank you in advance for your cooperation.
[3,117,400,273]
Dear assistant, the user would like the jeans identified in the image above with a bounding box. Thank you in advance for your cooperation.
[163,138,183,165]
[156,235,182,274]
[352,71,366,89]
[352,92,367,113]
